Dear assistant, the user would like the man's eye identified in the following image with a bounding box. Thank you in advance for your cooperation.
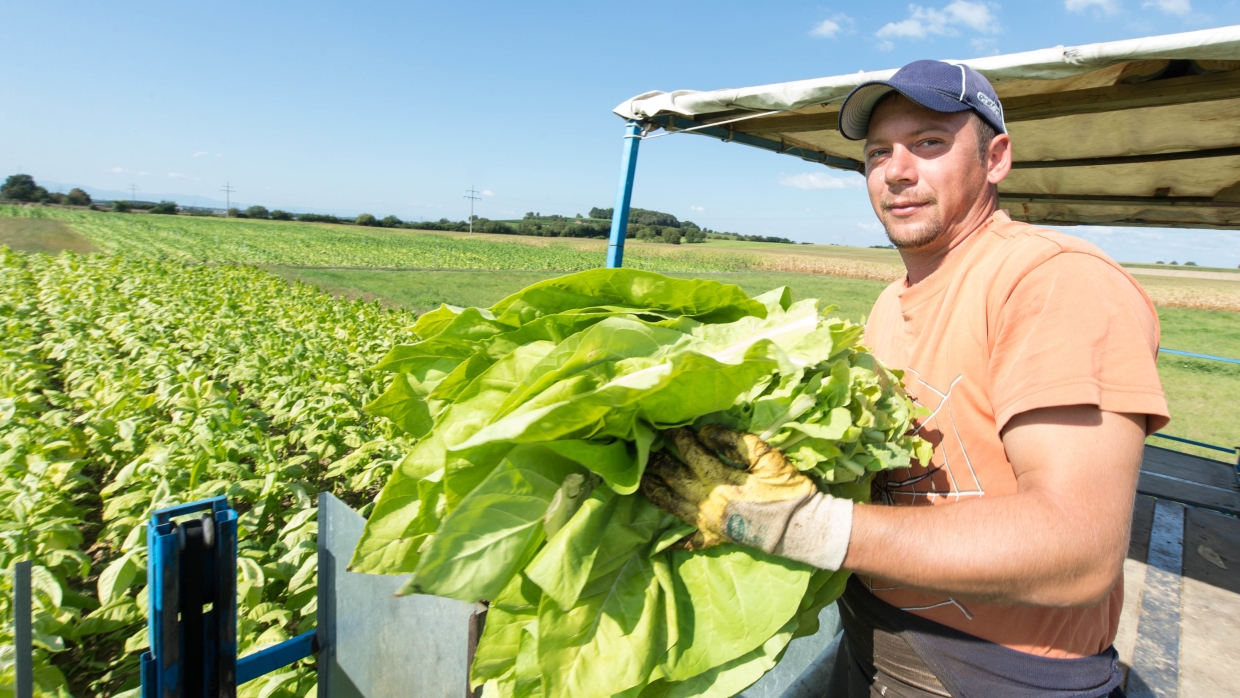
[867,149,890,160]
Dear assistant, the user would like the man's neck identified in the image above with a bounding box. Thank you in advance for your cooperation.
[898,197,999,286]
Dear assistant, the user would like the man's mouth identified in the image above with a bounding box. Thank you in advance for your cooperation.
[884,200,932,217]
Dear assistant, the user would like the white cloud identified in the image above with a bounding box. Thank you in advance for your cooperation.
[111,166,128,173]
[1065,0,1121,15]
[168,172,190,179]
[482,190,495,196]
[1144,0,1189,14]
[137,171,151,176]
[810,19,842,38]
[971,37,999,55]
[192,151,209,157]
[691,205,705,212]
[857,221,885,232]
[876,1,1000,46]
[779,172,861,190]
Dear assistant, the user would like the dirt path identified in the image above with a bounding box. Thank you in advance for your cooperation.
[0,216,98,254]
[1127,267,1240,281]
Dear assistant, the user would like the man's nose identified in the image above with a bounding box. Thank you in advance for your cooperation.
[885,144,918,186]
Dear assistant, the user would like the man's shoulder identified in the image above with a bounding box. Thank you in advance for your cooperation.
[980,215,1155,317]
[981,215,1127,279]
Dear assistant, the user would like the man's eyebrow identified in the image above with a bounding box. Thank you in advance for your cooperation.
[865,124,955,150]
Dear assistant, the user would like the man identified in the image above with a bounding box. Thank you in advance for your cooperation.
[641,60,1169,697]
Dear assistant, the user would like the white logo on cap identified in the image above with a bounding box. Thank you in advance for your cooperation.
[975,91,1001,119]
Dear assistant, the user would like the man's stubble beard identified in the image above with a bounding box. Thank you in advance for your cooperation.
[880,198,944,250]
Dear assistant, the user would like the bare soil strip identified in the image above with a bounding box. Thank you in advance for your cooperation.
[0,217,98,254]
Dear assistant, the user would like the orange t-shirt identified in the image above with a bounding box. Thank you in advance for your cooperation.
[862,210,1170,658]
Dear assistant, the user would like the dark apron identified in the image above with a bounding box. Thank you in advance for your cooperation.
[826,576,1125,698]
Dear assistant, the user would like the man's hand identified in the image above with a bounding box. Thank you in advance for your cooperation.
[641,425,854,570]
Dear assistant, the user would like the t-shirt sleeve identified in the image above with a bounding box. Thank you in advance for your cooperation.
[988,252,1170,434]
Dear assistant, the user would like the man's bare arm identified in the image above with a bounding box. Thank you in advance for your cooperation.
[842,405,1146,607]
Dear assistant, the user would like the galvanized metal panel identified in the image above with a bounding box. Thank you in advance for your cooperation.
[318,493,476,698]
[741,604,842,698]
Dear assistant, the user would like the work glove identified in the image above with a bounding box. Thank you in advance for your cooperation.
[640,425,854,571]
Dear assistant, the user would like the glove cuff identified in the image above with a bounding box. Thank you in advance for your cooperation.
[773,494,854,571]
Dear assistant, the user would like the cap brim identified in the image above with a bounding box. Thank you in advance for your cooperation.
[838,81,973,141]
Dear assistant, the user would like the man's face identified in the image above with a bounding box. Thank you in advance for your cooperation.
[863,95,992,250]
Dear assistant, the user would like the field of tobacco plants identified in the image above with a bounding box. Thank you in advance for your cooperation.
[0,207,755,274]
[0,249,418,697]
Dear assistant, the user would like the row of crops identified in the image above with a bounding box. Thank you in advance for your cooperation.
[1,207,758,274]
[0,249,418,697]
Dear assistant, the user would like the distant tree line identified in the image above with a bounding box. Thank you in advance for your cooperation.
[2,174,797,245]
[590,206,793,244]
[1,174,92,206]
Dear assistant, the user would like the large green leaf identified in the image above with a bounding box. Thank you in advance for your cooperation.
[401,445,585,602]
[661,547,811,681]
[524,487,617,611]
[537,545,672,698]
[472,573,543,687]
[642,619,798,698]
[488,269,766,327]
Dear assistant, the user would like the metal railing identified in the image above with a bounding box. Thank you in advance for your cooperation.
[1153,348,1240,469]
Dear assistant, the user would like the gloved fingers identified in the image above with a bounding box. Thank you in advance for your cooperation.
[666,427,743,484]
[699,424,804,484]
[681,528,724,551]
[641,455,702,525]
[699,424,770,470]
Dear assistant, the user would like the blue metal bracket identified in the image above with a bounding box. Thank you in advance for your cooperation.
[606,120,643,269]
[236,631,317,685]
[141,496,316,697]
[142,496,237,698]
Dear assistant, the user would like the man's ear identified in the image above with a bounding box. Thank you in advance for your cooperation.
[987,133,1012,185]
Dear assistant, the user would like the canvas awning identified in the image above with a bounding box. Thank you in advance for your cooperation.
[614,26,1240,230]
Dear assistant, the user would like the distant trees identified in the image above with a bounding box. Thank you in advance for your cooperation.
[65,188,92,205]
[245,205,270,219]
[227,208,241,218]
[297,213,346,223]
[355,213,377,226]
[380,215,402,228]
[270,210,293,221]
[149,201,178,215]
[1,174,47,202]
[591,205,790,243]
[112,200,132,213]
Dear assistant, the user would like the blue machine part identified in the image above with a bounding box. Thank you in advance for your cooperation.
[141,497,315,698]
[606,120,643,269]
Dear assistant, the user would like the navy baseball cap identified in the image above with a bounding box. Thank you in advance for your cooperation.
[838,60,1006,141]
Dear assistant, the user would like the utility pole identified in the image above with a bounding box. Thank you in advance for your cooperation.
[221,182,236,217]
[129,184,139,204]
[463,186,481,234]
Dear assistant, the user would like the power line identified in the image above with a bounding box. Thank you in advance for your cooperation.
[463,186,482,234]
[128,183,139,204]
[221,182,236,217]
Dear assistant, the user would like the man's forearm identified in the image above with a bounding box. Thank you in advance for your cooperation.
[842,491,1127,607]
[840,407,1145,607]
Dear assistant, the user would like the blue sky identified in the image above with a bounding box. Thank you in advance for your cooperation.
[3,0,1239,265]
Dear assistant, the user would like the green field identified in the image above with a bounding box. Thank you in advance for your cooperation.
[5,206,1238,460]
[0,252,415,697]
[1,203,1237,698]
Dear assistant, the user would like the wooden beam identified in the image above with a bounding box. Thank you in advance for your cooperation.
[727,69,1240,135]
[999,192,1240,208]
[1010,145,1240,169]
[1001,69,1240,123]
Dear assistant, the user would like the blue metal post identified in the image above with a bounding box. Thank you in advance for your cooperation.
[606,120,643,268]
